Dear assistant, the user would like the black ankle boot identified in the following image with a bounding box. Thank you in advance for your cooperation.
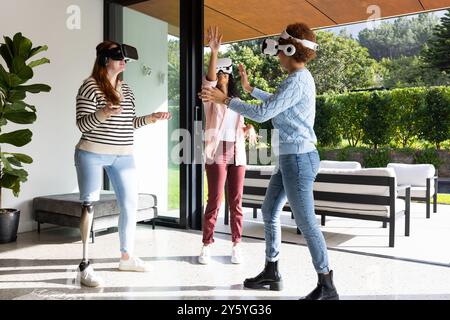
[300,270,339,300]
[243,261,283,291]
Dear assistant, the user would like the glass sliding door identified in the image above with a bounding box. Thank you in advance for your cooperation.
[107,0,181,222]
[105,0,205,229]
[125,1,181,221]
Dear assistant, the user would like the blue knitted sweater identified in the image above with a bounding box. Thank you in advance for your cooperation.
[228,68,317,155]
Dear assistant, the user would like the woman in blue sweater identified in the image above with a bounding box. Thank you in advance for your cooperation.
[200,23,339,300]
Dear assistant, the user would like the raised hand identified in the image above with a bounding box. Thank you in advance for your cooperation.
[239,64,253,93]
[207,26,223,54]
[102,102,123,117]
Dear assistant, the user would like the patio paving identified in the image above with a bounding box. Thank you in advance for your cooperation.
[0,201,449,300]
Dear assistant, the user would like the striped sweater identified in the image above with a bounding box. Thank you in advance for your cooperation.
[75,77,148,155]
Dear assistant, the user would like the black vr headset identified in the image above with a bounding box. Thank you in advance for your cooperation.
[97,43,139,67]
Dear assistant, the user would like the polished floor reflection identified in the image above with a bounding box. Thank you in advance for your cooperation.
[0,204,450,300]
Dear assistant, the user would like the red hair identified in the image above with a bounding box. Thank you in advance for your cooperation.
[91,41,121,105]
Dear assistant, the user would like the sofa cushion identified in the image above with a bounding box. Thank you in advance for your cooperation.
[315,199,405,217]
[397,185,435,198]
[387,163,435,187]
[319,160,361,170]
[33,192,157,219]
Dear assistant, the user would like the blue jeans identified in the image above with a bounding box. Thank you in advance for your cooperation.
[261,150,329,273]
[74,148,138,255]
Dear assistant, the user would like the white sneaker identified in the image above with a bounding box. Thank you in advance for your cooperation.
[231,245,243,264]
[198,245,211,265]
[118,257,151,272]
[77,264,104,287]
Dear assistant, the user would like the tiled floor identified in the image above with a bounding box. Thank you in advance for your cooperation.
[0,203,449,300]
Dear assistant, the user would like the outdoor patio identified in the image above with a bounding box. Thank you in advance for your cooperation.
[0,202,448,300]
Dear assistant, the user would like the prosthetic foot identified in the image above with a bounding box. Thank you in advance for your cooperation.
[77,202,103,287]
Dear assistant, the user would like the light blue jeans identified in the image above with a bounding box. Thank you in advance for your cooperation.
[74,148,138,255]
[261,150,329,273]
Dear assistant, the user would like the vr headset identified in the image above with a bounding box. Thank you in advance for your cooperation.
[216,58,233,75]
[97,43,139,67]
[262,30,319,57]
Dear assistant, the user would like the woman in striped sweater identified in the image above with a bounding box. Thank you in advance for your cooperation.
[75,41,171,287]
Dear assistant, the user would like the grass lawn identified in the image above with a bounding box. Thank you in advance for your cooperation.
[435,194,450,205]
[168,167,208,209]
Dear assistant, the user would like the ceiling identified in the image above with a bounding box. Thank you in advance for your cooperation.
[127,0,450,43]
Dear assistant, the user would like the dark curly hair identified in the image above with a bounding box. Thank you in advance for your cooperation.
[279,23,317,63]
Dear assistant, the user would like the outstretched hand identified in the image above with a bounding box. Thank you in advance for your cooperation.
[239,64,253,93]
[152,112,172,121]
[245,124,259,147]
[198,86,228,105]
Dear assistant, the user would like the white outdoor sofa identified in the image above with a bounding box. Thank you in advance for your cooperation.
[387,163,438,218]
[319,160,362,170]
[226,163,411,247]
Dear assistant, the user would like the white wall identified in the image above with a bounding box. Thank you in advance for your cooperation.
[123,8,169,213]
[0,0,103,233]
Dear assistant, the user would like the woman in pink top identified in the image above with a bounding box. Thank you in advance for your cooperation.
[199,26,257,265]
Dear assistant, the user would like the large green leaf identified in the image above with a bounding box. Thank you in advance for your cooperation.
[0,170,27,197]
[0,172,19,189]
[10,153,33,164]
[6,168,28,181]
[13,33,32,60]
[29,45,48,59]
[7,89,26,102]
[0,129,32,147]
[0,153,13,171]
[0,64,23,88]
[6,156,22,167]
[12,56,33,82]
[4,109,36,124]
[16,84,51,94]
[0,36,14,69]
[28,58,50,69]
[6,101,36,113]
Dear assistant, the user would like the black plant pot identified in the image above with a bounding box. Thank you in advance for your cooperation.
[0,209,20,244]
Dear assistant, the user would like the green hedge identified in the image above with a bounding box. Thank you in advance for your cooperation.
[315,86,450,149]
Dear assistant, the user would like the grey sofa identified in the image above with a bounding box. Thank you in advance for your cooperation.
[33,191,158,242]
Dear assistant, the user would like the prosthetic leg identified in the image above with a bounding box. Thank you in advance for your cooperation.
[77,202,102,287]
[79,202,94,271]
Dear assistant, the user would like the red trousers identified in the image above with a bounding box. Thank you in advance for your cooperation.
[203,141,245,245]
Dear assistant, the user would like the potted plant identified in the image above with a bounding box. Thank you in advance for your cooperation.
[0,33,51,243]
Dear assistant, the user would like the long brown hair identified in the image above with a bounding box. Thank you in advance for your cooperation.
[91,41,121,105]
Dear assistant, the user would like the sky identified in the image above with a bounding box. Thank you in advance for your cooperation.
[325,9,447,38]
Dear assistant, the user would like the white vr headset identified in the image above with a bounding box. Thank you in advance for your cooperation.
[216,58,233,74]
[262,30,319,57]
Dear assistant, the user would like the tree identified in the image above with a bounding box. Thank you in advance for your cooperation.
[416,87,450,150]
[358,13,440,61]
[315,95,341,147]
[390,88,425,148]
[334,92,370,147]
[380,56,449,88]
[362,91,394,149]
[168,39,180,106]
[308,31,380,94]
[422,9,450,73]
